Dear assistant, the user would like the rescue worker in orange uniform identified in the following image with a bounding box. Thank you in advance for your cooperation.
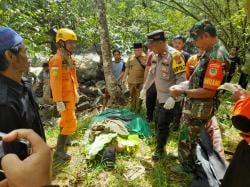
[49,28,79,160]
[221,88,250,187]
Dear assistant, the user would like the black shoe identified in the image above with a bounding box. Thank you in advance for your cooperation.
[152,149,164,161]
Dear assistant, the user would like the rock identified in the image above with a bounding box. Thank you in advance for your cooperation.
[77,101,91,111]
[75,53,104,81]
[79,94,88,103]
[95,80,106,90]
[79,86,100,96]
[93,96,103,105]
[39,104,58,123]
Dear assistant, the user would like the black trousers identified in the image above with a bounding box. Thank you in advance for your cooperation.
[171,101,183,131]
[239,73,248,89]
[146,83,157,122]
[156,104,176,151]
[221,140,250,187]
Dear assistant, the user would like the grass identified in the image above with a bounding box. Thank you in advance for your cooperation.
[45,90,242,187]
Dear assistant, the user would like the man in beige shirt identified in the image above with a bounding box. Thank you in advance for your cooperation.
[123,43,147,113]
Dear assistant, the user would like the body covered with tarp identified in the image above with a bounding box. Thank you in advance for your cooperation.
[83,109,152,159]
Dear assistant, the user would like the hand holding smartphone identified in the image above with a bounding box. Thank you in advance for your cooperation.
[0,131,32,160]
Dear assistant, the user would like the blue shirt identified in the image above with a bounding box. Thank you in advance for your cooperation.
[112,59,125,80]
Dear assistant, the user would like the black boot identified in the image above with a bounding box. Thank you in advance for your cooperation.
[65,136,79,146]
[152,148,164,161]
[54,135,71,160]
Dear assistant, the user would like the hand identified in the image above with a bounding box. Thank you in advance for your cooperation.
[75,91,80,104]
[232,88,249,101]
[0,129,52,187]
[163,97,176,110]
[169,85,184,97]
[56,101,65,113]
[139,89,146,100]
[122,78,126,84]
[218,83,241,93]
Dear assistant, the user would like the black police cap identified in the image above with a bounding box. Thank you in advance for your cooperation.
[147,30,165,42]
[133,43,143,49]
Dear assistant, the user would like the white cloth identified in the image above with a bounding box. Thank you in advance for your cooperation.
[163,97,176,110]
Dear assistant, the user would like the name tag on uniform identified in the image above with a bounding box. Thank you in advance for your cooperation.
[172,52,185,74]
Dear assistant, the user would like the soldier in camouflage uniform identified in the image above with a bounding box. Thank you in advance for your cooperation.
[170,20,230,171]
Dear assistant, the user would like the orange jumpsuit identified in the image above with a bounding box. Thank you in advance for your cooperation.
[49,49,79,135]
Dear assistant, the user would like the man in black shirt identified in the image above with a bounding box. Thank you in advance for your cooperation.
[227,46,241,83]
[0,27,45,167]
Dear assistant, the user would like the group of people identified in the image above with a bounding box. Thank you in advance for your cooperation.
[0,18,249,186]
[105,20,250,186]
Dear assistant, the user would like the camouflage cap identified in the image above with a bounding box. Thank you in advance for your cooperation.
[189,20,216,41]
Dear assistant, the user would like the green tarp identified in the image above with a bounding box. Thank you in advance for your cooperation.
[91,108,152,138]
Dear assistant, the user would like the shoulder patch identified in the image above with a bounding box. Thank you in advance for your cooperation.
[51,66,59,77]
[172,52,185,74]
[203,59,224,90]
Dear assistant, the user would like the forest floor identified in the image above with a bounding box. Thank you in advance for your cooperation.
[45,91,241,187]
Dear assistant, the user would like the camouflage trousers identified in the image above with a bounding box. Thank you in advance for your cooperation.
[178,113,225,171]
[128,83,143,113]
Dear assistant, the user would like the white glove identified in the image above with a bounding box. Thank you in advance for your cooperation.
[163,97,176,110]
[218,83,241,93]
[139,89,146,100]
[56,101,65,113]
[178,81,189,90]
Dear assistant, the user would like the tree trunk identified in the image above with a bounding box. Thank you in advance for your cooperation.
[94,0,123,104]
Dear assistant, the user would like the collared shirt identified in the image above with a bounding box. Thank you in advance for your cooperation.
[0,74,45,159]
[126,53,147,84]
[144,46,186,103]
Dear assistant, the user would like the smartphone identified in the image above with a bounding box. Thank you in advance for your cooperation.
[0,132,32,160]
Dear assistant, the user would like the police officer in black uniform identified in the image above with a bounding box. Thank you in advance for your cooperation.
[0,27,45,179]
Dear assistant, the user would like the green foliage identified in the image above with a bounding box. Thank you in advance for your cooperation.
[0,0,195,57]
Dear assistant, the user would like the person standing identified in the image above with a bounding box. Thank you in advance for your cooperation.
[49,28,79,160]
[144,44,157,122]
[172,35,190,63]
[221,88,250,187]
[123,43,147,113]
[103,49,125,109]
[172,35,191,130]
[170,20,230,172]
[226,46,241,82]
[142,30,186,160]
[0,27,46,179]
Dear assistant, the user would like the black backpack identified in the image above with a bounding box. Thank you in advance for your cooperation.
[190,128,227,187]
